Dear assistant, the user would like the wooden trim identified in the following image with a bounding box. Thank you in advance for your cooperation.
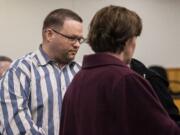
[167,68,180,93]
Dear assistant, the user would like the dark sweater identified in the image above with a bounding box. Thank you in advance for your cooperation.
[60,53,180,135]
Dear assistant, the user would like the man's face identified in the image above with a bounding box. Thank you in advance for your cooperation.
[47,19,83,64]
[0,61,11,77]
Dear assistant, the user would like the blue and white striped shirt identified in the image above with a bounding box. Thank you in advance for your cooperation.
[0,46,81,135]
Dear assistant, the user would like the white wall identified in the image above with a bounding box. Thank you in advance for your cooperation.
[0,0,180,67]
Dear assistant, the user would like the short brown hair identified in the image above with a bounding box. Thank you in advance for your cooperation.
[42,8,83,31]
[0,56,12,62]
[87,5,142,53]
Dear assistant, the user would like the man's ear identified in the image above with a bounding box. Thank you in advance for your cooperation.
[44,29,54,42]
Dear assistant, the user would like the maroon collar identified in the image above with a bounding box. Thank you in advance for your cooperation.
[82,53,128,69]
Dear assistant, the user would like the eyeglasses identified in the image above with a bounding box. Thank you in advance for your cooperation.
[51,29,86,44]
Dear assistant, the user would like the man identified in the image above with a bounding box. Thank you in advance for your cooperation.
[60,5,180,135]
[0,56,12,135]
[0,9,84,135]
[0,56,12,78]
[131,58,180,126]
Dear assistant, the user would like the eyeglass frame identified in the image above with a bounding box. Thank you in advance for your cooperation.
[51,29,86,44]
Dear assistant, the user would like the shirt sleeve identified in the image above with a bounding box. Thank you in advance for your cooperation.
[0,67,46,135]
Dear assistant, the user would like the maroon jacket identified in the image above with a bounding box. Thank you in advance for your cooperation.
[60,53,180,135]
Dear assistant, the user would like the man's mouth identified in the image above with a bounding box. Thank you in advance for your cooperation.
[69,50,78,54]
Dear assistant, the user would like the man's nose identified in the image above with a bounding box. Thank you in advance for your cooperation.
[73,40,81,48]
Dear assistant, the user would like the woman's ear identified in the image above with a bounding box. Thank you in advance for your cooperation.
[125,37,136,51]
[123,37,137,64]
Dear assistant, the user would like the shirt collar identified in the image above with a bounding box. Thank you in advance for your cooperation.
[35,45,78,67]
[34,45,51,66]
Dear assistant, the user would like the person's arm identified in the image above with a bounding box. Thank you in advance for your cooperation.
[0,68,45,135]
[113,73,180,135]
